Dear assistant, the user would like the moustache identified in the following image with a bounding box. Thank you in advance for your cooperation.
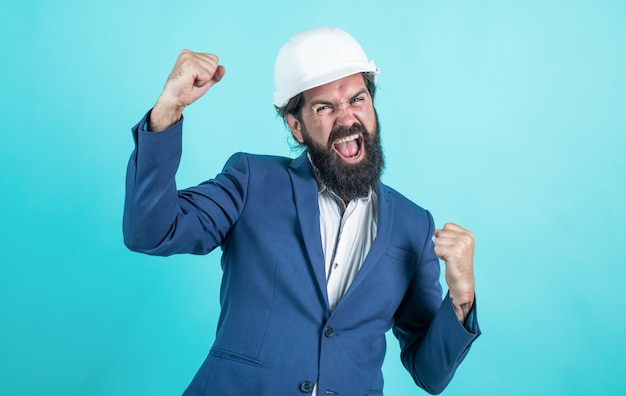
[327,123,369,148]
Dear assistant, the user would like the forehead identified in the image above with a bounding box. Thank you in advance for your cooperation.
[302,73,367,103]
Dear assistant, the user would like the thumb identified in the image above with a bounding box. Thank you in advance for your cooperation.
[194,65,226,93]
[213,65,226,83]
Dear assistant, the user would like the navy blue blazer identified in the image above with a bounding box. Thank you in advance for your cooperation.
[123,113,480,395]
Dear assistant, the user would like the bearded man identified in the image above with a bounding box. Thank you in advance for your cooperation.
[123,27,480,396]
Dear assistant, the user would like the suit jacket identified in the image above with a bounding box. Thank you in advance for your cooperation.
[123,113,480,395]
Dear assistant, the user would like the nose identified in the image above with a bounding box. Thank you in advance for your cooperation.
[335,103,357,128]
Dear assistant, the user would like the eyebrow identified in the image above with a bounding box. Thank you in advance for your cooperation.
[309,89,369,107]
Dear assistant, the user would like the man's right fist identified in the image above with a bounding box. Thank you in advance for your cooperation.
[149,50,226,132]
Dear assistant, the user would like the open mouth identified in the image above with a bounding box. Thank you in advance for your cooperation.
[332,133,364,163]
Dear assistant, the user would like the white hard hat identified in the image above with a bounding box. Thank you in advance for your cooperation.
[273,27,379,108]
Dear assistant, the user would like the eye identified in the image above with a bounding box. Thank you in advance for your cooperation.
[314,105,334,115]
[350,95,366,105]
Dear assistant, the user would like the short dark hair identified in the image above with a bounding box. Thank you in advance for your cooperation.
[275,72,378,122]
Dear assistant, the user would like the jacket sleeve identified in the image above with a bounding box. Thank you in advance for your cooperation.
[392,210,480,395]
[122,111,249,256]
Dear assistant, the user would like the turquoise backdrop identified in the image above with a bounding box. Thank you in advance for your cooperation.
[1,1,625,395]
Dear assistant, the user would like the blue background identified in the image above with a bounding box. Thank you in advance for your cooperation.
[1,1,625,395]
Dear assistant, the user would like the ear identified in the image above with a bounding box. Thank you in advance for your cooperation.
[286,113,304,144]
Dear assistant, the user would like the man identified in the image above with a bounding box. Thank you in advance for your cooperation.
[124,27,480,395]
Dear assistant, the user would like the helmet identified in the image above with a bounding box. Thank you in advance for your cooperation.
[273,27,379,108]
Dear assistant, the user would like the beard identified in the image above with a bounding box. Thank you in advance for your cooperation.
[301,114,385,203]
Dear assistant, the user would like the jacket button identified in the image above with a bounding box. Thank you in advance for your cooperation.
[300,381,313,393]
[324,326,334,338]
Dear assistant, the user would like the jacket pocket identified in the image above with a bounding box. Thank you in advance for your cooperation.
[209,348,264,367]
[384,246,417,263]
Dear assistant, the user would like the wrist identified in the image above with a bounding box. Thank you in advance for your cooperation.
[449,287,474,306]
[449,288,474,324]
[148,100,184,132]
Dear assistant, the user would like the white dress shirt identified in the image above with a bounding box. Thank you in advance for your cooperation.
[318,186,378,312]
[311,163,378,395]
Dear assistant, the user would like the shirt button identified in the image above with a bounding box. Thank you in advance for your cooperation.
[300,381,313,393]
[333,262,339,269]
[324,326,334,338]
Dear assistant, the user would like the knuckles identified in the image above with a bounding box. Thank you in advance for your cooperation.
[459,232,474,249]
[434,228,475,263]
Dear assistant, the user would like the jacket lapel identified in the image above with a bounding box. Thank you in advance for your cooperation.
[338,182,394,304]
[287,152,330,311]
[287,153,395,313]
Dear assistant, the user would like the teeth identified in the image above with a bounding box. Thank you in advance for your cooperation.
[334,134,360,144]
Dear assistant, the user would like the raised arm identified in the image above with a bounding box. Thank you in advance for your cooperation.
[123,51,244,256]
[434,223,475,323]
[393,216,479,394]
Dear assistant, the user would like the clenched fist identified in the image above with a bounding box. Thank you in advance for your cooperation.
[149,50,226,132]
[433,223,475,323]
